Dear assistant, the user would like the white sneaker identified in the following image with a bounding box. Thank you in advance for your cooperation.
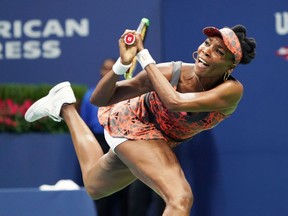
[25,81,76,122]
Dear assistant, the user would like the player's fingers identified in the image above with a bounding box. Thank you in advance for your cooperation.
[121,29,136,38]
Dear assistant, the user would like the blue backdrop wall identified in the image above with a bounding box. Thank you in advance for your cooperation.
[1,0,288,215]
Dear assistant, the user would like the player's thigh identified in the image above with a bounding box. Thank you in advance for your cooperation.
[96,149,136,182]
[86,150,136,198]
[114,140,192,199]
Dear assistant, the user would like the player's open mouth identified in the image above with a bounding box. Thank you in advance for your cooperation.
[198,57,209,67]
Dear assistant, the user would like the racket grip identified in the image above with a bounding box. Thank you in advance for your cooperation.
[124,18,150,45]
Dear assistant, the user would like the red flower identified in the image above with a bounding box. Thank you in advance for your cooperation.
[18,99,33,116]
[4,117,17,126]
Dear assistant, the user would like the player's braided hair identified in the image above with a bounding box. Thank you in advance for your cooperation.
[231,25,256,65]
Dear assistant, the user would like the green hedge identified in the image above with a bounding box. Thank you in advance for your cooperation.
[0,83,88,133]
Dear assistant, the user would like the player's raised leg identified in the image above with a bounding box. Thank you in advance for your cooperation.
[25,82,136,199]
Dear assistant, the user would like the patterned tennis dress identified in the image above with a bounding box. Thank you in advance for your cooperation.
[98,61,229,147]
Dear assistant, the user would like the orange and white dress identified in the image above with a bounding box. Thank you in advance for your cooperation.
[98,61,229,149]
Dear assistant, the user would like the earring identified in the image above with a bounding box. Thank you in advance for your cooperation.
[192,51,198,61]
[223,72,230,81]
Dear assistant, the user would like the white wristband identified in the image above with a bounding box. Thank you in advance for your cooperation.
[112,58,132,75]
[136,49,156,69]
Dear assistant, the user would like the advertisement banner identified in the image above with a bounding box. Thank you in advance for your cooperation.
[0,0,162,86]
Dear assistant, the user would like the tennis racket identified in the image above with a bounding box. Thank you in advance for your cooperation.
[124,18,150,79]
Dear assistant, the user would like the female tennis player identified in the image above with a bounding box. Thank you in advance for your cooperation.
[25,24,256,215]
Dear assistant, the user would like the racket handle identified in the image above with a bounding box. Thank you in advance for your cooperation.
[124,18,150,45]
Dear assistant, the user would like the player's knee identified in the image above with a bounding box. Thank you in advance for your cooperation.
[81,173,103,200]
[179,189,194,209]
[166,188,194,211]
[85,182,105,200]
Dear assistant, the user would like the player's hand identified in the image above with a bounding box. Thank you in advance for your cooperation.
[134,33,145,53]
[119,30,138,65]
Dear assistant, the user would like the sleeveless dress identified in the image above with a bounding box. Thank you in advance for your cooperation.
[98,61,229,147]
